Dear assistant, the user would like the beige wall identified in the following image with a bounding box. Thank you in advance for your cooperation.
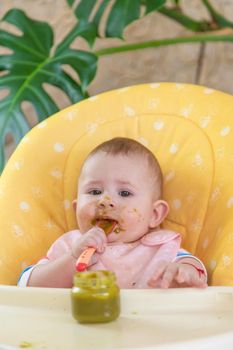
[1,0,233,157]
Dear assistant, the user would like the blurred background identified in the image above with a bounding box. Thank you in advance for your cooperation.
[0,0,233,164]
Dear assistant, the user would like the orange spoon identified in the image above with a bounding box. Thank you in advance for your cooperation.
[75,220,117,272]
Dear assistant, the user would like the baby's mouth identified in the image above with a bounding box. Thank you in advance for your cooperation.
[91,218,119,235]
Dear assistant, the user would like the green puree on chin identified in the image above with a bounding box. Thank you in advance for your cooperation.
[71,270,120,323]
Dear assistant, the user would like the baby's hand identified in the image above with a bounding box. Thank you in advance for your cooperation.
[147,261,207,289]
[72,227,107,260]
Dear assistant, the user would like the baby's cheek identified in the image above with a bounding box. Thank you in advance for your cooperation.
[77,205,95,230]
[121,207,143,224]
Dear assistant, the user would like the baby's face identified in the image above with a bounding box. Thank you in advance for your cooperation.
[76,152,160,243]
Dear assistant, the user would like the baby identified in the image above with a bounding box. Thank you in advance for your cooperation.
[18,137,207,288]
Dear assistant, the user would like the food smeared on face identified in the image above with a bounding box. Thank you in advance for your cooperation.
[91,218,117,235]
[114,227,120,234]
[104,195,111,200]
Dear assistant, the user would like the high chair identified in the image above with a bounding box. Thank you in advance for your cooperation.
[0,82,233,285]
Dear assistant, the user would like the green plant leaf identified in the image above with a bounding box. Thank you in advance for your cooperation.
[74,0,110,36]
[172,0,180,5]
[145,0,166,14]
[67,0,75,6]
[0,9,97,172]
[74,0,97,21]
[69,0,165,38]
[105,0,141,38]
[92,0,110,29]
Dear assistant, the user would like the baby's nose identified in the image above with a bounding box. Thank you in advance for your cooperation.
[98,196,115,208]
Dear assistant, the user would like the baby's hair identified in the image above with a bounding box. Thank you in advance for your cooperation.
[86,137,163,199]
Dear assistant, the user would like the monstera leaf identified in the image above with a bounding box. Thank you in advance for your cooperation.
[67,0,166,38]
[0,9,97,172]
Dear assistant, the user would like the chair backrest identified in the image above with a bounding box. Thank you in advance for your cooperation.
[0,82,233,285]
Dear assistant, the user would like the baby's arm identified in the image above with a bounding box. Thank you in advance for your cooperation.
[148,251,208,289]
[26,253,77,288]
[20,227,106,288]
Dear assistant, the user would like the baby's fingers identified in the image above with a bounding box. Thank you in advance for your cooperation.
[86,236,105,253]
[159,263,179,288]
[185,271,207,288]
[89,252,99,266]
[94,236,106,253]
[175,267,192,286]
[85,228,107,253]
[176,265,207,288]
[147,261,169,287]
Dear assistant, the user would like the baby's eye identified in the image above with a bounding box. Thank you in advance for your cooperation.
[88,189,102,195]
[119,190,132,197]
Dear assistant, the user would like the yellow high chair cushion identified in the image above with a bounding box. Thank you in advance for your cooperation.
[0,83,233,285]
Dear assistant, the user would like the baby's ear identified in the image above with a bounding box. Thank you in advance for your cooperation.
[149,200,169,228]
[72,199,77,212]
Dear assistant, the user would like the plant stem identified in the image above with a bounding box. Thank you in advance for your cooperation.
[158,7,211,32]
[95,30,233,56]
[201,0,233,28]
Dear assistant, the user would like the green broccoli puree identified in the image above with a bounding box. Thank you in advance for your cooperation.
[71,271,120,323]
